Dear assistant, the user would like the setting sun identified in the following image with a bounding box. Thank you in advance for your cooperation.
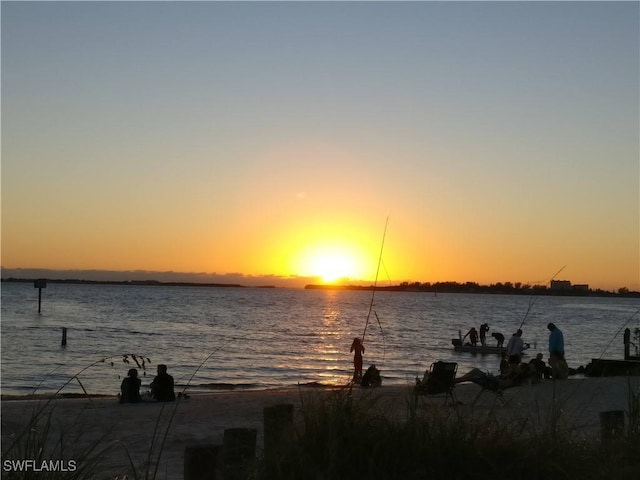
[308,249,356,283]
[293,242,371,284]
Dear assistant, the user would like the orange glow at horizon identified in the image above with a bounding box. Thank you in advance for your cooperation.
[291,239,373,284]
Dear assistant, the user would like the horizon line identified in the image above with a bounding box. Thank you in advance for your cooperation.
[1,266,636,293]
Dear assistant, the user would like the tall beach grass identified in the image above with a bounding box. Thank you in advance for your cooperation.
[257,380,640,480]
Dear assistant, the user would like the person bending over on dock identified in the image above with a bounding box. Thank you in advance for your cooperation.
[120,368,142,403]
[350,337,365,383]
[150,364,176,401]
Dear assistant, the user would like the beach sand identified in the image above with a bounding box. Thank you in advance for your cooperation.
[1,377,637,479]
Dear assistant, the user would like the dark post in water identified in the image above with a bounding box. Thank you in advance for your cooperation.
[34,279,47,313]
[61,327,67,347]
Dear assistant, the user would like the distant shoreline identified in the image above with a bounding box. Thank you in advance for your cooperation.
[2,277,638,297]
[0,278,275,289]
[304,283,640,298]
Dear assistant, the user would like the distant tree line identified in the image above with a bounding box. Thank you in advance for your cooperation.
[0,278,246,288]
[2,276,637,297]
[306,281,640,297]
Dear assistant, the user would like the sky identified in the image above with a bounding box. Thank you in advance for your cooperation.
[1,1,639,291]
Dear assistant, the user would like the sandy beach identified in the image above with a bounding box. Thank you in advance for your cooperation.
[1,377,638,479]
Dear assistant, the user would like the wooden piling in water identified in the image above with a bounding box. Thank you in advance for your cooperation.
[34,279,47,313]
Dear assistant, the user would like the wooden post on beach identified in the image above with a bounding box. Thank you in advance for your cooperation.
[600,410,625,442]
[184,444,220,480]
[221,427,257,480]
[61,327,67,347]
[263,404,294,467]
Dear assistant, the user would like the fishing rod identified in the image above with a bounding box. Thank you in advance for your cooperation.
[519,264,566,330]
[595,308,640,364]
[362,216,389,345]
[374,311,387,365]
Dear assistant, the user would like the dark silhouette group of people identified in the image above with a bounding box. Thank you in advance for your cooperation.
[119,364,177,404]
[503,323,566,380]
[456,322,568,390]
[463,323,506,348]
[122,322,568,399]
[351,321,567,391]
[463,323,490,346]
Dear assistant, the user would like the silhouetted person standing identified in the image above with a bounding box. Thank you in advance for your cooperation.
[479,323,490,346]
[547,323,567,379]
[506,329,525,371]
[350,337,365,383]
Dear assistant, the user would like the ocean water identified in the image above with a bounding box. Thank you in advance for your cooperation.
[1,282,639,397]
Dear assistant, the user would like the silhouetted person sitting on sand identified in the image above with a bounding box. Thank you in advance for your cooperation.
[150,364,176,402]
[529,353,552,382]
[120,368,142,403]
[360,364,382,387]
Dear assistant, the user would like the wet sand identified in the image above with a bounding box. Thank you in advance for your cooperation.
[1,377,637,479]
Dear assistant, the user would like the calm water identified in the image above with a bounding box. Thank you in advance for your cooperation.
[1,282,639,397]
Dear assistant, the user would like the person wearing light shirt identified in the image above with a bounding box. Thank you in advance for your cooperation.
[506,329,525,372]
